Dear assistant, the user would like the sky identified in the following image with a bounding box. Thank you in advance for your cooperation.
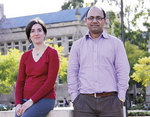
[0,0,149,18]
[0,0,67,18]
[0,0,94,18]
[0,0,149,31]
[0,0,122,18]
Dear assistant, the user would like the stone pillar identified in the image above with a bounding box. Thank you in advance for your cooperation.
[0,4,4,20]
[146,86,150,106]
[4,42,7,54]
[53,37,57,45]
[62,36,68,56]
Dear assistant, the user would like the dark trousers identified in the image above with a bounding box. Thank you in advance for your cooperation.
[73,93,123,117]
[15,98,55,117]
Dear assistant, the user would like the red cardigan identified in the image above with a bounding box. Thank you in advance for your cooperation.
[15,46,59,106]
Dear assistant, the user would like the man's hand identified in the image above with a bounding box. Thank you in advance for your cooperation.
[119,99,124,107]
[120,99,124,103]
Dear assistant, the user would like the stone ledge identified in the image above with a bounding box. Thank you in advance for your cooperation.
[2,107,149,117]
[0,107,74,117]
[46,107,73,117]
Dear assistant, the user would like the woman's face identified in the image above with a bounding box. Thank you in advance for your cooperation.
[30,23,46,45]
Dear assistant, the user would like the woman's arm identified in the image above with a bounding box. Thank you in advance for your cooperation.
[15,53,26,106]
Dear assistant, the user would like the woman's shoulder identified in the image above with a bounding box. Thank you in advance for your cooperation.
[21,49,32,58]
[46,46,58,54]
[46,46,59,61]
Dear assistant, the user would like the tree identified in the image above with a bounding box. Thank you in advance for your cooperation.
[61,0,98,10]
[131,57,150,87]
[125,41,149,86]
[61,0,84,10]
[125,41,149,105]
[105,0,149,51]
[0,49,22,94]
[108,10,149,50]
[54,45,68,83]
[125,41,149,78]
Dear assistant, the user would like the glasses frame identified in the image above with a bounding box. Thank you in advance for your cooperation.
[87,16,105,22]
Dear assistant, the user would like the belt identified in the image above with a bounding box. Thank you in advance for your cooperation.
[83,91,117,98]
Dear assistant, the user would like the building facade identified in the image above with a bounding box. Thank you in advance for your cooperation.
[0,4,109,56]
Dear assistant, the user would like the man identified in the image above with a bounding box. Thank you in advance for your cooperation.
[67,6,130,117]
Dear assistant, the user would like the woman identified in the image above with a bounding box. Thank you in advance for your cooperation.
[15,18,59,117]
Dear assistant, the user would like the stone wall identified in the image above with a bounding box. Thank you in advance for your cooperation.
[0,108,74,117]
[0,107,138,117]
[0,83,70,107]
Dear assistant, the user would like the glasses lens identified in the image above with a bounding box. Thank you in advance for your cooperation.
[88,16,104,21]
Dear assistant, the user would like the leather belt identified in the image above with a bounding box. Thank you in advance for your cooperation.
[83,91,117,98]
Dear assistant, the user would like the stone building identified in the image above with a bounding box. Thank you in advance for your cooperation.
[0,4,109,56]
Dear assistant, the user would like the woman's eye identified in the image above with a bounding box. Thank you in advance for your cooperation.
[31,30,34,33]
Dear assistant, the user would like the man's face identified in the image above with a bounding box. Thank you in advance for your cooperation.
[85,7,106,35]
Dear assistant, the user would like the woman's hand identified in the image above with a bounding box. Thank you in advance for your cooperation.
[20,99,34,115]
[16,104,22,116]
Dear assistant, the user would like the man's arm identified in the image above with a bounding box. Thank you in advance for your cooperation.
[67,42,80,102]
[115,40,130,101]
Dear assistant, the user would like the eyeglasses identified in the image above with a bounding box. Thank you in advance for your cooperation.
[87,16,105,21]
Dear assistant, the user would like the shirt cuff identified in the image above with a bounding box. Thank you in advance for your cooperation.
[118,90,126,101]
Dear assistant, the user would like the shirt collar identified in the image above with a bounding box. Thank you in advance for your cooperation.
[85,31,109,40]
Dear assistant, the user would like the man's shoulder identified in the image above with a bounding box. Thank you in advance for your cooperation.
[73,37,85,45]
[106,33,123,44]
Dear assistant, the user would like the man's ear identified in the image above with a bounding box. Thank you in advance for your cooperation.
[85,17,88,23]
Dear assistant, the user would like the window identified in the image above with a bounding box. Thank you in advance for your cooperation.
[7,42,12,50]
[22,41,27,52]
[57,37,62,47]
[68,36,72,40]
[69,41,73,52]
[0,43,4,46]
[0,48,5,55]
[14,41,19,50]
[0,43,5,55]
[15,42,19,45]
[23,46,26,51]
[58,42,61,47]
[57,38,61,41]
[68,36,73,52]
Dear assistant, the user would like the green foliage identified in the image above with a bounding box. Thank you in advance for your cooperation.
[125,41,149,76]
[131,12,147,27]
[61,0,98,10]
[108,11,149,50]
[54,45,68,83]
[125,30,149,51]
[131,57,150,87]
[128,111,150,116]
[125,41,149,86]
[0,49,22,94]
[107,0,149,50]
[61,0,84,10]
